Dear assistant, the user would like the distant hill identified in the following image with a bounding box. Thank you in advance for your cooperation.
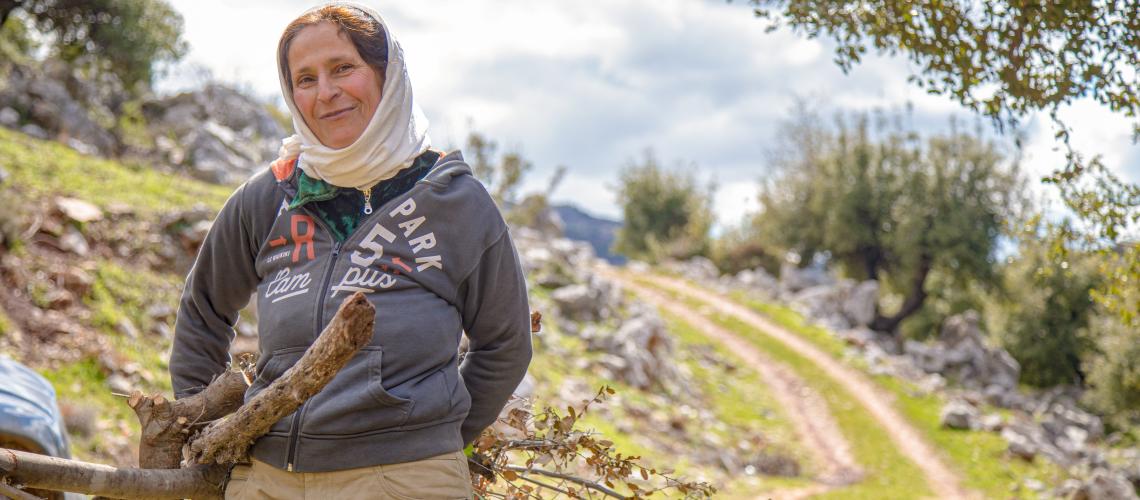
[552,204,625,264]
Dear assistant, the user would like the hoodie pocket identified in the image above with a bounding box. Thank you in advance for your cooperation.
[401,368,453,428]
[302,347,413,437]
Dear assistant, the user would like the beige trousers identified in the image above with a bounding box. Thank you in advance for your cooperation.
[225,451,472,500]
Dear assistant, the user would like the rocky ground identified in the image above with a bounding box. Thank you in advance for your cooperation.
[0,192,220,466]
[512,227,805,488]
[0,60,285,185]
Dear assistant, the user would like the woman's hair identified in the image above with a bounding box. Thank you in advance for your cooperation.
[278,4,389,93]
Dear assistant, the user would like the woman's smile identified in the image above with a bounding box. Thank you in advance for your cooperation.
[320,105,357,120]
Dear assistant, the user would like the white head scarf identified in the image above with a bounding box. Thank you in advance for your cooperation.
[275,2,431,190]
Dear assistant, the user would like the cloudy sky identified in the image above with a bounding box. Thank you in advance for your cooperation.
[163,0,1139,228]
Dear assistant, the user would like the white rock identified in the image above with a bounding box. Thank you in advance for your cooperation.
[551,284,599,321]
[940,400,979,430]
[842,280,879,327]
[779,261,833,293]
[58,227,90,256]
[55,197,104,223]
[1073,470,1140,500]
[1023,478,1045,492]
[106,374,133,395]
[0,107,19,126]
[980,413,1004,432]
[1002,426,1039,461]
[685,256,720,281]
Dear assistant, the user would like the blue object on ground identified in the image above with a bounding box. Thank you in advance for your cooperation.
[0,355,71,458]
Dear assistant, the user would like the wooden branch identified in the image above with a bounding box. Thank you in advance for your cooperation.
[188,292,375,465]
[0,448,226,499]
[502,465,624,498]
[0,479,43,500]
[511,473,574,497]
[130,368,251,469]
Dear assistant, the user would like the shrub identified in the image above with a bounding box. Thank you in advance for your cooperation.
[613,151,713,262]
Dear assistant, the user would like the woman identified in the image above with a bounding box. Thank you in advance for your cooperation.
[169,4,532,498]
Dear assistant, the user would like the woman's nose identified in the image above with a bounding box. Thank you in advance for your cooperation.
[317,76,340,102]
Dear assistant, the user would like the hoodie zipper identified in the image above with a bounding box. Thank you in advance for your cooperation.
[361,186,373,215]
[285,213,341,472]
[280,163,453,471]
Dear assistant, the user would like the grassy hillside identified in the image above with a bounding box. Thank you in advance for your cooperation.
[0,128,233,464]
[0,128,232,213]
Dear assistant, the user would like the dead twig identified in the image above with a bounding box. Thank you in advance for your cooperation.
[503,465,624,498]
[0,478,44,500]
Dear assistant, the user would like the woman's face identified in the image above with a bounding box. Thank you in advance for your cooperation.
[287,22,384,149]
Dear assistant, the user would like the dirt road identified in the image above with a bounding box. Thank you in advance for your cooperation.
[630,272,971,499]
[604,270,862,495]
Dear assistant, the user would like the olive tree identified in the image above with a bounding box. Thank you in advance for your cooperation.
[756,112,1021,334]
[0,0,186,90]
[746,0,1140,327]
[748,2,1139,414]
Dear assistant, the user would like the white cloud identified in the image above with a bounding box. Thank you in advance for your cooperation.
[713,180,760,230]
[163,0,1139,226]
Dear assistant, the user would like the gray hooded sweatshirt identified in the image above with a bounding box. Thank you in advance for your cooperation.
[170,152,532,472]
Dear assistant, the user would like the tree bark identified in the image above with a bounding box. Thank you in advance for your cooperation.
[130,368,251,469]
[870,254,932,335]
[0,292,375,499]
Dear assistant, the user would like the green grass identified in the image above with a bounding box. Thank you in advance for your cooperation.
[0,127,231,213]
[633,275,932,499]
[685,279,1069,498]
[526,313,661,460]
[0,304,12,338]
[658,309,803,460]
[36,259,182,461]
[40,357,139,462]
[657,309,819,496]
[0,129,224,465]
[85,258,180,400]
[875,375,1068,497]
[727,290,848,359]
[87,260,180,335]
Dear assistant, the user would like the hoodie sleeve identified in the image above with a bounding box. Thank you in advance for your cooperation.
[170,182,262,399]
[457,228,533,444]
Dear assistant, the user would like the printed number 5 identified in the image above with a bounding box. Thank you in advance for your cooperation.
[350,223,397,267]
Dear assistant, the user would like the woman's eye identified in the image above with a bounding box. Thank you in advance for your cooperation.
[336,64,353,73]
[296,76,314,86]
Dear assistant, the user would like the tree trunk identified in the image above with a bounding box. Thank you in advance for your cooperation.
[0,292,375,499]
[870,254,931,335]
[0,1,21,27]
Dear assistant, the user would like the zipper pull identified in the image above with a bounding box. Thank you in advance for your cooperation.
[361,187,373,215]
